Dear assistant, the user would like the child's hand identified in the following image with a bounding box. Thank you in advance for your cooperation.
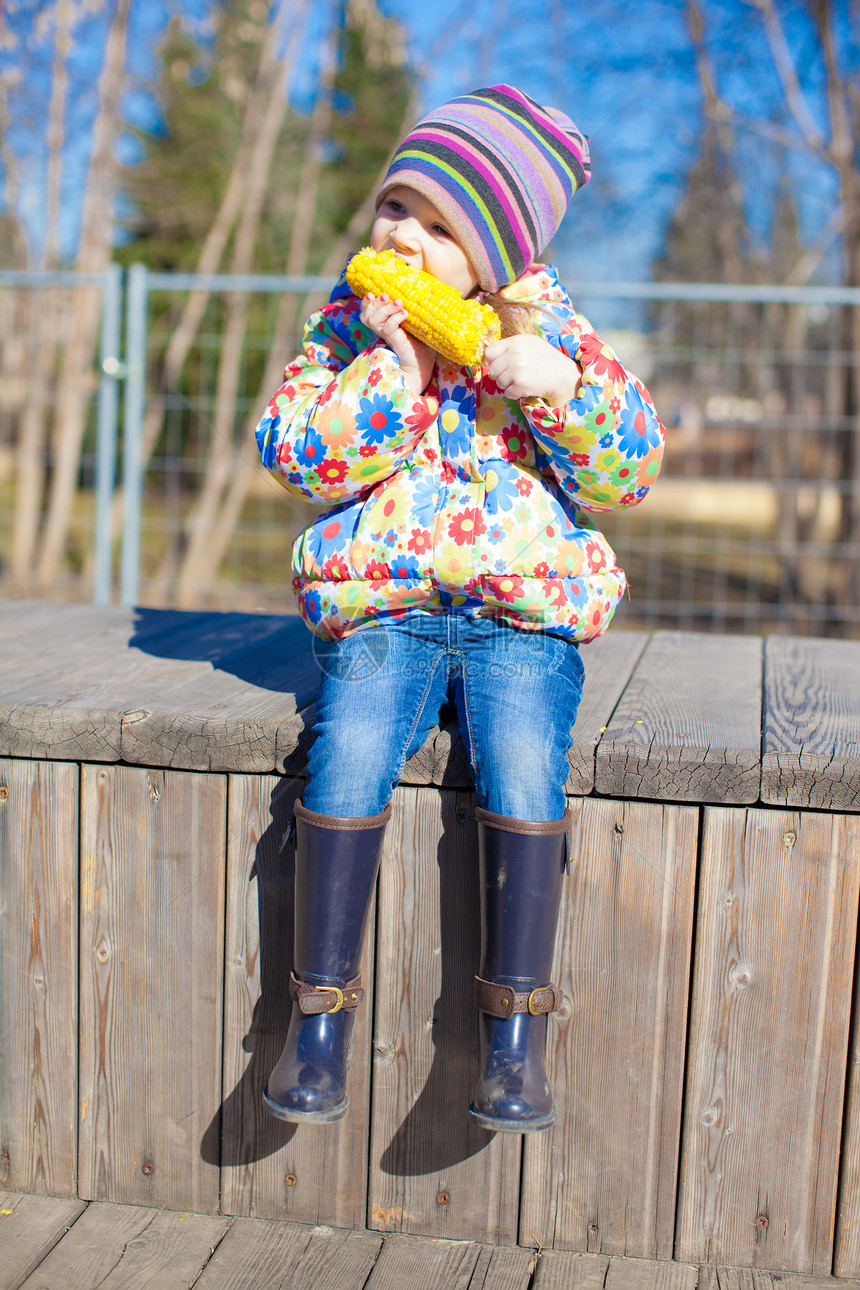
[484,335,582,406]
[360,292,436,395]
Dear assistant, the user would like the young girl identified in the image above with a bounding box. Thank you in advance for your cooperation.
[255,85,664,1132]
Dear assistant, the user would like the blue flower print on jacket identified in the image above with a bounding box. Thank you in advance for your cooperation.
[357,393,401,447]
[616,398,663,459]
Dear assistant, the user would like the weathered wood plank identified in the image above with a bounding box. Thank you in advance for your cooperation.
[521,798,698,1259]
[698,1267,860,1289]
[219,774,376,1228]
[0,605,318,768]
[676,808,860,1274]
[466,1244,536,1289]
[595,632,762,803]
[187,1215,372,1290]
[367,788,521,1245]
[835,835,860,1278]
[0,760,79,1196]
[363,1233,482,1289]
[78,766,227,1212]
[762,636,860,812]
[276,1226,383,1290]
[531,1250,610,1289]
[0,1192,86,1290]
[565,630,650,794]
[15,1203,230,1290]
[605,1257,699,1289]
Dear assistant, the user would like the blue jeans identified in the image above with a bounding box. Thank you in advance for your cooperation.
[303,613,585,821]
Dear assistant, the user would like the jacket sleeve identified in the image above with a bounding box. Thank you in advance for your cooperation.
[255,297,438,504]
[523,311,666,513]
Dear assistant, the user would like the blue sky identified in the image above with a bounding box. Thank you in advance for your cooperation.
[0,0,847,283]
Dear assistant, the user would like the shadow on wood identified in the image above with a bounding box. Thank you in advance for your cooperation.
[378,792,495,1178]
[202,776,298,1166]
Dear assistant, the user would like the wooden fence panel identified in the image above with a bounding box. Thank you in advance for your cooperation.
[521,797,698,1259]
[0,759,79,1196]
[78,765,227,1212]
[834,866,860,1278]
[368,787,521,1245]
[676,808,860,1274]
[219,773,375,1228]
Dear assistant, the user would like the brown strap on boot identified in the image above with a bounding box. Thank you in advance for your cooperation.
[474,975,563,1020]
[290,972,365,1015]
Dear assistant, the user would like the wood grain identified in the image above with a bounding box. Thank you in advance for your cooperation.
[595,632,762,803]
[367,787,521,1245]
[77,765,227,1212]
[219,773,376,1228]
[697,1268,860,1289]
[363,1233,482,1289]
[188,1215,380,1290]
[762,636,860,812]
[0,604,318,770]
[565,630,650,794]
[0,1192,85,1290]
[676,808,860,1274]
[15,1202,230,1290]
[0,760,79,1196]
[531,1250,611,1289]
[521,797,698,1259]
[835,828,860,1278]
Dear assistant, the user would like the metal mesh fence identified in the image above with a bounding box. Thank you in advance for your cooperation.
[1,270,858,638]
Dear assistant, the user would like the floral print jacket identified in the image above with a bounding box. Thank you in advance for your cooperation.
[255,262,665,642]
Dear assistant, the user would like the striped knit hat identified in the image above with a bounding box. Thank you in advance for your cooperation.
[376,84,591,293]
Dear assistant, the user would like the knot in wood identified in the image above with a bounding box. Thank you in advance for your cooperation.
[783,831,796,848]
[141,1159,154,1176]
[285,1174,297,1187]
[436,1191,450,1206]
[0,786,8,801]
[755,1214,769,1230]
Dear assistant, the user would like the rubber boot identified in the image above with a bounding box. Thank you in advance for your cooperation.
[263,799,391,1123]
[468,806,570,1133]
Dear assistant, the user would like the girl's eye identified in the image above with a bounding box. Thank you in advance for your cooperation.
[387,201,404,214]
[433,224,452,237]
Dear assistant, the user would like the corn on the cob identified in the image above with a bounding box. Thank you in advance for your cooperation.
[346,247,501,366]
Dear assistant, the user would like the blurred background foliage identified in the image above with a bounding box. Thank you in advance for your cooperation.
[0,0,859,632]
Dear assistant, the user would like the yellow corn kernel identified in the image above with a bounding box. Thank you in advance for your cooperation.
[346,247,501,366]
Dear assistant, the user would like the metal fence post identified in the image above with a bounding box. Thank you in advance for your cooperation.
[120,263,148,607]
[93,263,123,604]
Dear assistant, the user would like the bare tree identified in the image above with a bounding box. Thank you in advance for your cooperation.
[35,0,131,587]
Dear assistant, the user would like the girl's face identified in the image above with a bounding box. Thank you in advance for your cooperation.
[370,185,479,298]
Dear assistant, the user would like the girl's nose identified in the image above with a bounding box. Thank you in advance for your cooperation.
[390,218,423,252]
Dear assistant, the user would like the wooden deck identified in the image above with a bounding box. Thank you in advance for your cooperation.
[3,1191,860,1290]
[2,603,860,1282]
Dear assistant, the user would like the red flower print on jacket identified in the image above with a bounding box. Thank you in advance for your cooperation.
[448,508,487,546]
[365,558,390,581]
[315,458,349,486]
[499,427,529,464]
[586,540,608,574]
[408,527,432,554]
[493,574,525,603]
[322,553,350,581]
[578,333,627,384]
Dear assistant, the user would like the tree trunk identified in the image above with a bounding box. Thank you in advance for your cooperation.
[35,0,130,588]
[171,0,314,605]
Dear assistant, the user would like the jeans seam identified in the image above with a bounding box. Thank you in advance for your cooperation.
[391,647,447,788]
[456,652,484,802]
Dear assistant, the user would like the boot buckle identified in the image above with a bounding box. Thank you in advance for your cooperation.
[316,985,344,1014]
[527,988,546,1016]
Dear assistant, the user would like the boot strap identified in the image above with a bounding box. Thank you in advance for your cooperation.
[474,976,562,1020]
[290,972,364,1015]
